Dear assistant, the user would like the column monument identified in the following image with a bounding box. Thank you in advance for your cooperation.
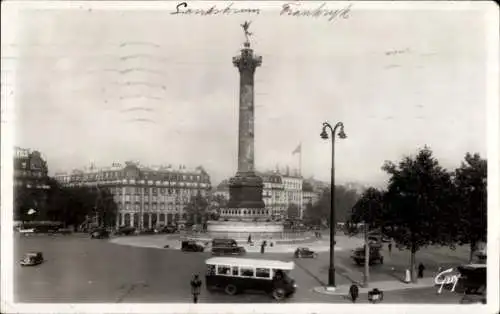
[206,22,284,237]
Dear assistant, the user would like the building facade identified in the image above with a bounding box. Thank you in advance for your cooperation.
[14,147,51,220]
[54,162,211,229]
[302,181,320,213]
[214,171,319,220]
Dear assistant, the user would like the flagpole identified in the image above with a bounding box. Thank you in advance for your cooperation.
[299,143,302,177]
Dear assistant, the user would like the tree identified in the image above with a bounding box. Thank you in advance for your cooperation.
[306,186,360,226]
[349,187,386,286]
[381,147,455,282]
[287,203,300,219]
[453,153,487,261]
[95,188,118,228]
[350,187,385,228]
[185,193,209,224]
[43,181,118,229]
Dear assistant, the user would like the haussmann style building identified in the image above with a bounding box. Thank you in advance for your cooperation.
[54,162,211,229]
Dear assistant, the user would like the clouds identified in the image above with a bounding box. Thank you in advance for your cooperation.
[5,5,487,186]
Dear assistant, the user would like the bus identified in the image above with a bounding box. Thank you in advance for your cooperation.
[204,257,297,301]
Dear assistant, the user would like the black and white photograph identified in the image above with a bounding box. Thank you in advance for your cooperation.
[1,1,499,313]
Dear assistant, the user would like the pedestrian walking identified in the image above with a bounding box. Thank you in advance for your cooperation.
[260,241,265,254]
[190,274,202,303]
[349,284,359,303]
[248,234,252,244]
[388,243,392,254]
[418,263,425,278]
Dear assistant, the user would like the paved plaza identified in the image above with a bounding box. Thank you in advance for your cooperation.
[15,233,468,303]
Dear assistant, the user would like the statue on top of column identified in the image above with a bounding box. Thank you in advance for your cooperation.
[241,21,253,45]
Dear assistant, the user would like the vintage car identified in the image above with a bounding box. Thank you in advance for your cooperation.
[212,238,238,248]
[457,263,486,304]
[20,252,44,266]
[158,225,177,234]
[90,228,110,239]
[140,228,156,235]
[294,247,318,259]
[115,226,136,236]
[351,246,384,265]
[181,240,205,252]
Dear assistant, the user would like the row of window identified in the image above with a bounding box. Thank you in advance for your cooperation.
[15,170,45,178]
[221,209,270,216]
[207,265,272,279]
[110,187,206,196]
[119,195,194,202]
[57,173,208,182]
[119,203,185,211]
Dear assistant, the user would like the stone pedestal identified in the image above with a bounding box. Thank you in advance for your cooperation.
[227,172,265,209]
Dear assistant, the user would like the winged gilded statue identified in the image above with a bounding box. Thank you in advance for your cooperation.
[241,21,253,43]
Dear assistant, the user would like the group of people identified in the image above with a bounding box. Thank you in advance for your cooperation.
[247,235,270,254]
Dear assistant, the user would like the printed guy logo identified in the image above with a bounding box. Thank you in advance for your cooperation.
[434,268,461,294]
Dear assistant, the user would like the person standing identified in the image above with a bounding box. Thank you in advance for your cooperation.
[248,234,252,244]
[260,241,265,254]
[190,274,202,303]
[349,284,359,303]
[418,263,425,278]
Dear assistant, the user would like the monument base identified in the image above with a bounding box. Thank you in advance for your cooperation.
[206,220,284,240]
[228,172,265,209]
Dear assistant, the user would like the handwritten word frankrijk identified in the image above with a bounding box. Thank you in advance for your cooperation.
[281,3,352,22]
[434,268,461,294]
[172,2,260,16]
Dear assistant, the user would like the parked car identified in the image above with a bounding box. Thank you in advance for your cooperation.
[90,228,110,239]
[116,226,136,236]
[140,228,156,235]
[159,225,177,234]
[212,238,238,248]
[20,252,44,266]
[57,228,73,235]
[181,240,205,252]
[19,228,35,234]
[351,246,384,265]
[367,236,383,249]
[294,247,318,259]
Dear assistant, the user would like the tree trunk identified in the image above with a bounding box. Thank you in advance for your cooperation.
[469,240,477,263]
[364,223,370,287]
[410,244,417,283]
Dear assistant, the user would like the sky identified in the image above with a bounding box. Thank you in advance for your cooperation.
[2,2,489,187]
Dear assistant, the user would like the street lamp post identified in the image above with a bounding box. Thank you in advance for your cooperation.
[320,121,347,289]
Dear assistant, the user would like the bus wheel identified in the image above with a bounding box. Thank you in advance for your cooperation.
[224,284,237,296]
[272,288,286,301]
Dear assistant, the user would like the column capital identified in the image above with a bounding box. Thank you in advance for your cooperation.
[233,48,262,73]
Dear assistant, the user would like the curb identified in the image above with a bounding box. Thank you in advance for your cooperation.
[313,280,436,296]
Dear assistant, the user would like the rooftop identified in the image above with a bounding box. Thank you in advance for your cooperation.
[204,257,295,270]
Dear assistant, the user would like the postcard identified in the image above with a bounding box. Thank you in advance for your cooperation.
[1,1,498,314]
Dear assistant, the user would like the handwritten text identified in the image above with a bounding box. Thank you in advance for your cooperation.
[172,2,260,16]
[281,3,352,22]
[434,268,461,294]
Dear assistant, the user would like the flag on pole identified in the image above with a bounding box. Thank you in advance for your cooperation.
[27,208,37,215]
[292,143,301,155]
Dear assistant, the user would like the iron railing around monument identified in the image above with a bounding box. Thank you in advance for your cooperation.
[182,230,315,242]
